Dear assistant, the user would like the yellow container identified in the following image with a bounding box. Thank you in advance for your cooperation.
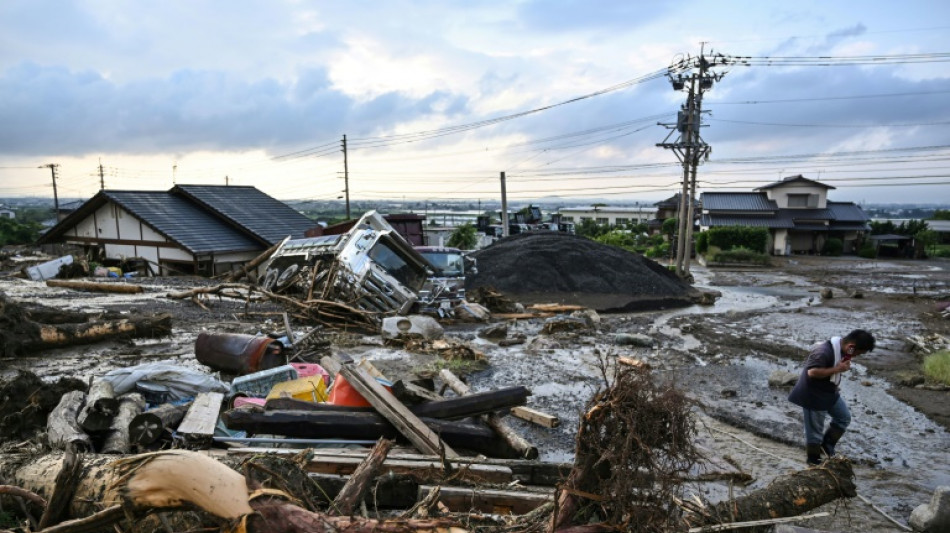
[266,376,328,403]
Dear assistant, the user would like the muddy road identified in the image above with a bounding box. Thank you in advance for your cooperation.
[1,255,948,531]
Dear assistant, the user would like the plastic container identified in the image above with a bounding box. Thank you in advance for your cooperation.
[266,376,328,403]
[327,374,393,407]
[290,363,330,385]
[229,365,298,398]
[232,396,267,409]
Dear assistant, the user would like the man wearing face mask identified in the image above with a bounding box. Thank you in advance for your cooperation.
[788,329,876,466]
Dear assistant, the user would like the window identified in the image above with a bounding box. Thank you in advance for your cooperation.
[615,217,629,225]
[561,216,574,222]
[788,194,810,207]
[580,216,592,222]
[596,217,609,225]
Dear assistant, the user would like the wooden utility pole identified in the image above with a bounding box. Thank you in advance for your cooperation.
[342,134,351,220]
[98,159,105,190]
[500,171,509,238]
[40,164,60,218]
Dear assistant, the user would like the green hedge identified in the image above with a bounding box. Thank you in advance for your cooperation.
[858,244,878,258]
[712,247,770,265]
[695,231,709,254]
[707,226,769,253]
[821,238,843,256]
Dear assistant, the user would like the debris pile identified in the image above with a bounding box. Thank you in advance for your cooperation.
[467,232,701,312]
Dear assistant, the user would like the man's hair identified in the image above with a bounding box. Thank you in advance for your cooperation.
[843,329,875,352]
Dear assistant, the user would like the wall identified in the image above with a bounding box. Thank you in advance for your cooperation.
[765,184,828,209]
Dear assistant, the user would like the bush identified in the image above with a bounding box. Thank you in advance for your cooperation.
[645,243,670,258]
[596,230,636,251]
[923,350,950,385]
[858,244,878,258]
[707,226,769,253]
[712,247,770,265]
[821,238,843,256]
[695,231,708,254]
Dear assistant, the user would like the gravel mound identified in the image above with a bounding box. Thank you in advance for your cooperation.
[466,232,699,312]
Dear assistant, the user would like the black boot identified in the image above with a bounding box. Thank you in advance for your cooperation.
[806,444,822,466]
[821,425,846,458]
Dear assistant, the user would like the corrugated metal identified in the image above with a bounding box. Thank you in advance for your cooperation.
[701,192,777,212]
[173,185,315,245]
[700,214,794,228]
[106,191,261,254]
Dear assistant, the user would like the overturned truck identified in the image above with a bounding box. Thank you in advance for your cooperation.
[260,211,431,316]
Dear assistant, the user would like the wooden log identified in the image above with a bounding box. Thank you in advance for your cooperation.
[100,393,146,454]
[221,409,519,458]
[249,499,465,533]
[176,392,224,447]
[339,362,459,458]
[32,313,173,350]
[36,448,81,529]
[692,457,856,528]
[392,380,443,404]
[45,279,144,294]
[331,438,394,516]
[46,391,93,452]
[419,485,552,515]
[439,369,538,460]
[410,386,530,421]
[510,406,560,428]
[225,239,285,282]
[128,402,192,445]
[77,379,119,433]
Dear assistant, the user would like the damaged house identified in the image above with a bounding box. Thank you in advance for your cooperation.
[699,175,871,255]
[37,185,315,275]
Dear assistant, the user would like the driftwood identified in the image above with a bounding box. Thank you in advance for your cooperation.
[129,402,191,445]
[331,438,394,515]
[225,239,284,282]
[176,392,224,447]
[36,449,81,529]
[439,369,538,460]
[690,457,857,528]
[45,279,144,294]
[46,391,92,452]
[100,393,146,454]
[76,380,119,433]
[32,313,173,350]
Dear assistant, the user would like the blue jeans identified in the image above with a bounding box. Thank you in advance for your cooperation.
[802,396,851,446]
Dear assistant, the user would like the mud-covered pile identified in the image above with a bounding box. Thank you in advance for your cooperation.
[466,232,699,312]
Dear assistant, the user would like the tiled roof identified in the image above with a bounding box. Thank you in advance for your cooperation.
[701,192,778,212]
[105,191,261,254]
[827,202,870,222]
[700,214,795,228]
[755,175,835,191]
[775,208,834,221]
[173,185,315,245]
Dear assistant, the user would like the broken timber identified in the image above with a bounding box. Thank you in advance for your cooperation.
[100,393,145,454]
[129,402,192,445]
[440,369,538,459]
[176,392,223,447]
[45,279,144,294]
[30,313,173,351]
[46,391,92,452]
[76,380,119,433]
[419,485,552,515]
[338,361,459,458]
[224,239,285,282]
[511,406,560,428]
[330,438,394,516]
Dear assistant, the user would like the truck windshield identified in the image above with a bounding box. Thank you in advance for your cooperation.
[419,251,464,277]
[368,239,427,289]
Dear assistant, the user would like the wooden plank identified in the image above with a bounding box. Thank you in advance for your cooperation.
[419,485,552,515]
[338,362,459,458]
[319,355,342,377]
[176,392,223,445]
[510,406,560,428]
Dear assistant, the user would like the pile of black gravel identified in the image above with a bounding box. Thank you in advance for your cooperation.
[466,232,699,312]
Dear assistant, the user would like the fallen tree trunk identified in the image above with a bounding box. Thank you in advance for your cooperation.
[45,279,144,294]
[47,391,92,452]
[100,393,146,454]
[29,313,173,351]
[77,380,119,433]
[129,402,191,445]
[222,408,520,458]
[331,438,394,516]
[688,457,856,528]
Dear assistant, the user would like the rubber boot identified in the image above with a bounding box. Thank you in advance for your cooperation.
[821,425,846,457]
[806,444,823,466]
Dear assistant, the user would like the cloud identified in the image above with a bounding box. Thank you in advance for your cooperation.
[516,0,673,32]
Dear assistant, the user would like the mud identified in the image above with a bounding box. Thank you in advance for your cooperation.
[0,254,948,531]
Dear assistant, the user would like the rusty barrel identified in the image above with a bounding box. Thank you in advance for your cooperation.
[195,332,284,375]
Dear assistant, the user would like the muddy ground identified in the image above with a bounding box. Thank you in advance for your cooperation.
[1,254,949,531]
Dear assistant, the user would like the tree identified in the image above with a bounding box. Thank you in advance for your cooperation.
[916,229,938,258]
[932,209,950,221]
[661,218,678,242]
[446,223,478,250]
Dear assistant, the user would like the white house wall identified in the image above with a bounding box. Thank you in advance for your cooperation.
[766,185,828,209]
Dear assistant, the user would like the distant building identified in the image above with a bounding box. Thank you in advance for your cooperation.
[700,175,870,255]
[38,185,314,275]
[557,206,657,226]
[0,207,14,219]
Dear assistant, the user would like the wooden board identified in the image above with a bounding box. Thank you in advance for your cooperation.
[510,406,560,428]
[176,392,223,445]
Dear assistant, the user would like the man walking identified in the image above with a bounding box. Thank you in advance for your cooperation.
[788,329,876,465]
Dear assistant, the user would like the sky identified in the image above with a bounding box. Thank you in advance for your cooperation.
[1,1,949,206]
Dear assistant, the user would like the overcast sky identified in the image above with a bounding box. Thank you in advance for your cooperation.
[1,1,949,205]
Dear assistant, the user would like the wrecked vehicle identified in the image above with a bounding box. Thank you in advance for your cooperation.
[414,246,476,317]
[260,211,430,315]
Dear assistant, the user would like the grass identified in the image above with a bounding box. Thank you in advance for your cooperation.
[923,350,950,385]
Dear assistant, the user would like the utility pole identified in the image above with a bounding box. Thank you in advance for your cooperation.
[40,163,60,219]
[657,46,730,280]
[225,175,229,186]
[342,134,351,220]
[98,158,105,190]
[172,162,177,185]
[500,171,509,238]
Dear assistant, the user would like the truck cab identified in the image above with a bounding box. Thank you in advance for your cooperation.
[414,246,477,317]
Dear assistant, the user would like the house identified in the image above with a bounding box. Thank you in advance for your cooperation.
[557,206,657,226]
[37,185,315,275]
[0,207,14,219]
[699,175,870,255]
